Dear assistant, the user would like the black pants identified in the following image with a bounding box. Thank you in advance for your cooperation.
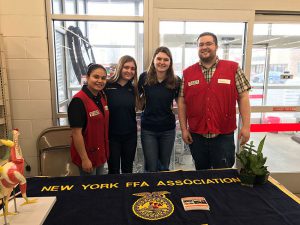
[108,132,137,174]
[189,132,235,170]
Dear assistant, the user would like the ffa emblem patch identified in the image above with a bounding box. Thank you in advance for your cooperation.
[132,191,174,220]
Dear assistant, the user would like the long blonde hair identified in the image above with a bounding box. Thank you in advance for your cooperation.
[108,55,140,108]
[145,46,177,89]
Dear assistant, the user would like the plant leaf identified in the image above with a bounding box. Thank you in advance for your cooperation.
[257,135,266,154]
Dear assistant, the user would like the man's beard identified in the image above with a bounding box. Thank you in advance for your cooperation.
[199,52,215,63]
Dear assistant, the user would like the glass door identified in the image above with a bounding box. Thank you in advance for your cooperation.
[159,21,246,77]
[152,9,300,173]
[151,8,255,170]
[250,22,300,172]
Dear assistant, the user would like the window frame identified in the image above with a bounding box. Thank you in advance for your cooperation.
[45,0,148,124]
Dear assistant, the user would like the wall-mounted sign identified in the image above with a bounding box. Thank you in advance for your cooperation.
[280,71,293,79]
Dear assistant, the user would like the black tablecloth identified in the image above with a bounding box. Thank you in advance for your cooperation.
[26,169,300,225]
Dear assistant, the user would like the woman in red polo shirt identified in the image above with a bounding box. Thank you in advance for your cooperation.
[68,63,109,176]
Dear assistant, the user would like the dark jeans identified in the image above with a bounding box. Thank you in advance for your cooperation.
[108,132,137,174]
[141,128,176,172]
[189,132,235,170]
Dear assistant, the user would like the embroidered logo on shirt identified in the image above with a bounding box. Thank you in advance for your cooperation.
[89,110,100,117]
[218,79,231,84]
[188,80,200,86]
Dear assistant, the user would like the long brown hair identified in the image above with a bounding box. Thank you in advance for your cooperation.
[108,55,140,108]
[145,46,177,89]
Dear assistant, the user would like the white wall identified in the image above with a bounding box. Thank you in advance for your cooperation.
[0,0,52,176]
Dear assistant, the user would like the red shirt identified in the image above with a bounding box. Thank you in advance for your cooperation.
[70,90,109,167]
[183,60,238,134]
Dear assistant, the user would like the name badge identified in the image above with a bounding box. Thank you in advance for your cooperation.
[218,79,231,84]
[188,80,200,86]
[89,110,100,117]
[104,106,109,111]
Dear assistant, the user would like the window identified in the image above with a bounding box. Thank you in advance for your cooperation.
[52,0,143,16]
[48,0,144,124]
[250,23,300,107]
[160,21,246,76]
[250,22,300,173]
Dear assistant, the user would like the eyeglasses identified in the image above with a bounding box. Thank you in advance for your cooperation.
[198,42,215,48]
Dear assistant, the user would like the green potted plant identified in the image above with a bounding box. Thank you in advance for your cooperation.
[236,136,269,187]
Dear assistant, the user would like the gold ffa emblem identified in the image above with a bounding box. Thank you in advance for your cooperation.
[132,191,174,220]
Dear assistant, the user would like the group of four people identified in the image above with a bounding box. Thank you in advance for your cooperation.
[68,32,251,176]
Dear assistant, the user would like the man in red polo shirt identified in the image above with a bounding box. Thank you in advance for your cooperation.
[178,32,251,170]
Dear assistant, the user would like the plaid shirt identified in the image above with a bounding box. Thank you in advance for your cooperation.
[180,57,251,138]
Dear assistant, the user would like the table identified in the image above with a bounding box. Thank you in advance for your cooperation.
[26,169,300,225]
